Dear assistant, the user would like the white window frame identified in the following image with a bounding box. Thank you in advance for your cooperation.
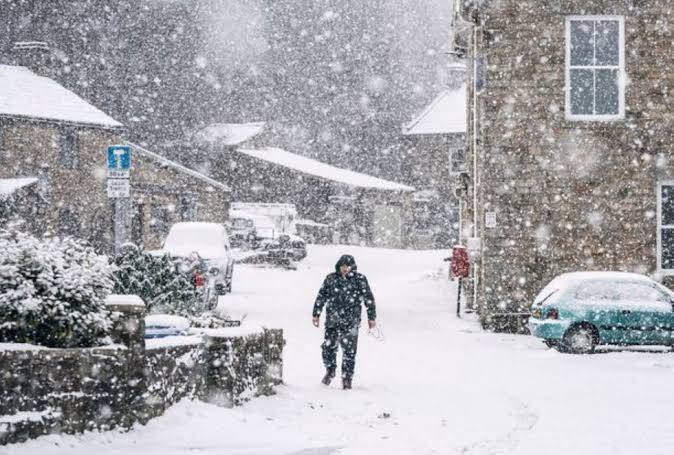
[657,181,674,274]
[565,15,625,121]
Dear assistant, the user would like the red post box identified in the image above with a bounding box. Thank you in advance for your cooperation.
[451,245,470,279]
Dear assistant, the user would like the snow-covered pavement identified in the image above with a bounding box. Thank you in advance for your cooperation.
[7,245,674,455]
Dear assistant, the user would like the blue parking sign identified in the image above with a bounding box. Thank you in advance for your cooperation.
[107,145,131,170]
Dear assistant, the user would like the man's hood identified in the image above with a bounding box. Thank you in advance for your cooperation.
[335,254,357,272]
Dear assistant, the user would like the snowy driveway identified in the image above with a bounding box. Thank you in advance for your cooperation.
[7,245,674,455]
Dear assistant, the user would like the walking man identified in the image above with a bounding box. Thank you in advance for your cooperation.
[312,254,376,390]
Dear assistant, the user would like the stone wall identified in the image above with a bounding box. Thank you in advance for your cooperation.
[462,0,674,330]
[0,300,284,445]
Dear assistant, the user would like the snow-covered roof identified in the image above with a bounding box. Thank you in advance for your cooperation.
[236,147,414,192]
[0,65,122,128]
[127,142,231,192]
[194,122,265,146]
[0,177,38,198]
[296,219,329,227]
[402,84,467,135]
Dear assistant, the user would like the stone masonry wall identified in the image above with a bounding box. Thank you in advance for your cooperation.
[0,329,284,445]
[464,0,674,330]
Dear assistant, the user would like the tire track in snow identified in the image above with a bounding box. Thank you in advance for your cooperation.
[456,396,539,455]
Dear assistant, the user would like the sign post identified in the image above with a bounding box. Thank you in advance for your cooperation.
[107,145,131,254]
[450,245,470,318]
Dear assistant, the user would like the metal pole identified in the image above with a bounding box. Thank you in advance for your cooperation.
[457,277,462,318]
[113,197,130,255]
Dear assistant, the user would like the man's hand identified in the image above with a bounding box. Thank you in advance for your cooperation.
[368,319,376,329]
[312,316,320,327]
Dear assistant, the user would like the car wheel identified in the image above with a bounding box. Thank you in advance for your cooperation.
[562,324,597,354]
[543,339,558,349]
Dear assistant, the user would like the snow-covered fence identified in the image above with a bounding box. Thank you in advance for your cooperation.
[0,300,284,445]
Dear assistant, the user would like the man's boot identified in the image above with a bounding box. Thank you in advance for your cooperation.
[342,376,352,390]
[321,367,336,385]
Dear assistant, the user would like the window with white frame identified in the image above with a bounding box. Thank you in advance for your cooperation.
[566,16,625,120]
[658,183,674,272]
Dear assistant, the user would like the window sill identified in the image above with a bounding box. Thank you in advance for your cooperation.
[565,114,625,122]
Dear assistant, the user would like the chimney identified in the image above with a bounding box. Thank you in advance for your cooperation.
[12,41,53,76]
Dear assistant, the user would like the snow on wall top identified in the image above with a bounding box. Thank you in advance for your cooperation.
[237,147,414,192]
[194,122,265,146]
[0,177,38,198]
[0,65,122,128]
[402,84,467,136]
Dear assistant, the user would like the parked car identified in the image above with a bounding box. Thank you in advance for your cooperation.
[159,222,235,299]
[262,233,307,261]
[228,214,258,249]
[296,219,332,244]
[144,314,190,339]
[528,272,674,353]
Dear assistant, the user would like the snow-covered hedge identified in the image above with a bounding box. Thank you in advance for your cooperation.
[112,243,205,316]
[0,230,114,348]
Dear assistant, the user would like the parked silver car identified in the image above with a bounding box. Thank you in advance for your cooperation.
[160,222,235,299]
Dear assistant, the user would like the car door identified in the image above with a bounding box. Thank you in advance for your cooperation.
[573,280,624,344]
[611,281,673,345]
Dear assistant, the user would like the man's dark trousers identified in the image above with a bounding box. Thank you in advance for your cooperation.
[322,323,359,378]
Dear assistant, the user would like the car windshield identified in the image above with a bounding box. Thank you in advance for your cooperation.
[534,289,559,306]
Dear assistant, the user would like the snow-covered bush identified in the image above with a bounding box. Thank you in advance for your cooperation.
[0,230,114,348]
[112,244,205,317]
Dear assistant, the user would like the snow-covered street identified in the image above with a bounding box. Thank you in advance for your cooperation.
[6,245,674,455]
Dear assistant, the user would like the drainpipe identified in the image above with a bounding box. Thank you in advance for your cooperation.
[471,24,480,313]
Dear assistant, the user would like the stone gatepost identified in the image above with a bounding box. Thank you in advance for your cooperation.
[104,295,146,354]
[103,294,147,426]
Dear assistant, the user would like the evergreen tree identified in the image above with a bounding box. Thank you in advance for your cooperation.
[0,230,113,348]
[112,243,206,317]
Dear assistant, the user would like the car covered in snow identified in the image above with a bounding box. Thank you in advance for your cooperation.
[227,214,258,249]
[144,314,190,339]
[159,222,234,297]
[262,233,307,262]
[528,272,674,353]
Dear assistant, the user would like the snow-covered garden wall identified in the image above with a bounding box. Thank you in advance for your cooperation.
[0,299,284,445]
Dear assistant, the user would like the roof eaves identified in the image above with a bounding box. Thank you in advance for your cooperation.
[127,141,231,192]
[237,147,414,192]
[0,113,124,131]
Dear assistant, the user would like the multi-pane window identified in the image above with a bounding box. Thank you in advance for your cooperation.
[658,184,674,273]
[566,16,624,120]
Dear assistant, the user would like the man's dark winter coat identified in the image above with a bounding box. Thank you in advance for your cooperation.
[313,255,376,328]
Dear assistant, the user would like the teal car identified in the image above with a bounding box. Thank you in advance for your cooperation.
[528,272,674,353]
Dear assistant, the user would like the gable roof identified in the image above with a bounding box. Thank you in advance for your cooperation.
[0,177,38,199]
[127,142,230,192]
[402,84,467,136]
[237,147,414,192]
[193,122,265,146]
[0,65,122,129]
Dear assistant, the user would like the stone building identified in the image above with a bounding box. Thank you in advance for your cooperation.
[402,79,467,248]
[220,146,414,248]
[455,1,674,330]
[0,62,230,252]
[162,123,415,247]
